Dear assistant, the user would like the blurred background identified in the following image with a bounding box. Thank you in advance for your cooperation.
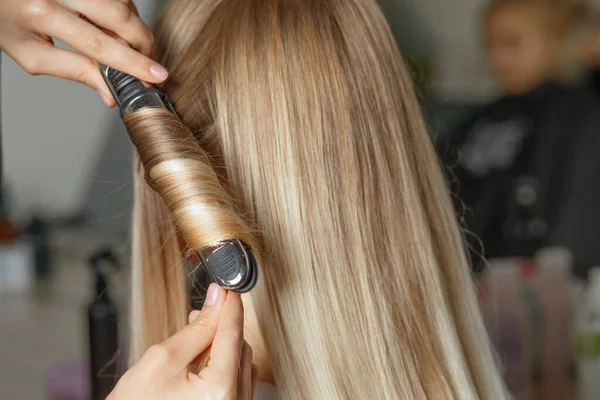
[1,0,600,398]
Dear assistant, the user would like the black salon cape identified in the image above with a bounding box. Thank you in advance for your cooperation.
[439,82,600,278]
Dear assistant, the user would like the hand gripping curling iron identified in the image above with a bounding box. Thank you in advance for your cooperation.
[100,64,259,293]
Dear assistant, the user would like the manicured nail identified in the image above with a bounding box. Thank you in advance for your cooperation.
[97,90,112,107]
[149,64,169,81]
[204,283,220,307]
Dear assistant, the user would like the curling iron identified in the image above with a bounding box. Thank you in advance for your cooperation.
[99,64,258,293]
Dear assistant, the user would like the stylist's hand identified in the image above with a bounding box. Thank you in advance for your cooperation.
[108,284,256,400]
[0,0,169,107]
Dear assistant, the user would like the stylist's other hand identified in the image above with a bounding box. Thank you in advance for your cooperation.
[0,0,169,107]
[108,284,257,400]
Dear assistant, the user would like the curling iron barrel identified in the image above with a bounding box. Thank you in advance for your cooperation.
[100,64,258,293]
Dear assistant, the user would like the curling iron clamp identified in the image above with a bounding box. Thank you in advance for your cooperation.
[100,64,259,293]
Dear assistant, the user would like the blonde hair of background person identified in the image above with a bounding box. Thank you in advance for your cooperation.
[126,0,507,398]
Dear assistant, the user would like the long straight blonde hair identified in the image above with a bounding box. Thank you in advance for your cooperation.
[129,0,506,398]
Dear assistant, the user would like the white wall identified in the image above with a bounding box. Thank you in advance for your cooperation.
[2,55,111,220]
[416,0,496,100]
[1,0,162,220]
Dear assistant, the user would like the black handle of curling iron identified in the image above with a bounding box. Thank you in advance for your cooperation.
[99,64,258,293]
[99,63,176,117]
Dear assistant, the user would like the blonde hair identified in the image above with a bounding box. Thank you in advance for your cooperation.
[128,0,506,398]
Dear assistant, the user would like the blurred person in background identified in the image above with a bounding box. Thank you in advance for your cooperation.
[440,0,600,278]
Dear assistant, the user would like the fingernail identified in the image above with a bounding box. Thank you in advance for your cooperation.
[97,90,112,107]
[149,64,169,81]
[204,283,220,307]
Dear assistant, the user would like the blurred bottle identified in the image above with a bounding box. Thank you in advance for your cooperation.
[0,184,18,242]
[517,258,543,382]
[577,267,600,400]
[536,247,581,350]
[88,249,120,400]
[26,215,52,279]
[483,262,534,400]
[0,185,33,294]
[534,247,574,400]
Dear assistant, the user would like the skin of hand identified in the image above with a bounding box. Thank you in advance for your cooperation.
[108,284,257,400]
[0,0,169,107]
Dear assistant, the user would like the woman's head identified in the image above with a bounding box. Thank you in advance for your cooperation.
[483,0,592,94]
[129,0,506,398]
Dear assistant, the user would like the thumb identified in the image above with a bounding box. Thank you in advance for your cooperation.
[189,310,200,324]
[160,283,226,368]
[188,282,222,323]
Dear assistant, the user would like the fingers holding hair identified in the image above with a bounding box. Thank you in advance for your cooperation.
[148,284,226,373]
[192,292,246,398]
[11,0,164,106]
[32,4,168,83]
[58,0,154,57]
[206,292,245,376]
